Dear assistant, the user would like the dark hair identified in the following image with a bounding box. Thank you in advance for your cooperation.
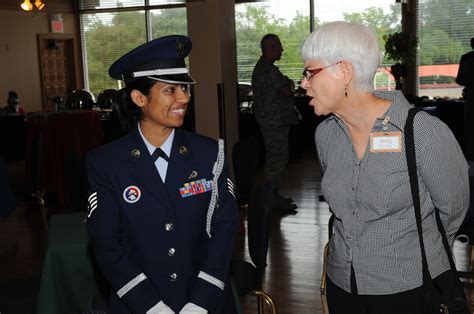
[112,78,157,133]
[260,34,279,52]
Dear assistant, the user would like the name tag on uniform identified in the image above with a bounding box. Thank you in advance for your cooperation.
[370,131,402,153]
[179,179,213,198]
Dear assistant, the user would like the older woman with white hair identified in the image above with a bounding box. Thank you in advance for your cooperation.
[300,21,469,313]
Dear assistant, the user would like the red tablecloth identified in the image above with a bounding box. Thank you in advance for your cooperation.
[27,111,103,209]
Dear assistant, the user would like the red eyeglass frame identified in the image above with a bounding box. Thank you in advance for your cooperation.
[302,61,342,81]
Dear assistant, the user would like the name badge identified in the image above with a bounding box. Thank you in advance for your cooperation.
[370,131,402,153]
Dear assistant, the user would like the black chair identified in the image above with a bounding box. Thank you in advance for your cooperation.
[232,136,259,207]
[231,182,277,314]
[65,89,95,110]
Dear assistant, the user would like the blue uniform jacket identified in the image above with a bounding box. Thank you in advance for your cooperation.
[86,127,238,313]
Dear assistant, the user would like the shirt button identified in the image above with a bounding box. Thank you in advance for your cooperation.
[170,273,178,281]
[352,211,356,215]
[168,248,176,256]
[165,223,173,231]
[346,235,352,240]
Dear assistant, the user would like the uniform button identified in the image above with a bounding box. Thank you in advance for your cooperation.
[168,248,176,256]
[165,223,173,231]
[170,273,178,281]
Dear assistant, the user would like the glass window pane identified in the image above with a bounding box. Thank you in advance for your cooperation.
[150,7,188,39]
[236,0,399,91]
[314,0,400,91]
[149,0,186,4]
[235,0,310,84]
[418,0,472,99]
[80,11,146,97]
[80,0,145,10]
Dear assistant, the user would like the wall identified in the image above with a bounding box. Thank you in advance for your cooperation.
[0,2,81,113]
[187,0,239,155]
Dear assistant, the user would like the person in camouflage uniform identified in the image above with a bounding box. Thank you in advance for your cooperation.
[251,34,298,213]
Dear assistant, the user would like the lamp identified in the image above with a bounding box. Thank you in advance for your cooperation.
[34,0,45,10]
[20,0,33,11]
[20,0,45,11]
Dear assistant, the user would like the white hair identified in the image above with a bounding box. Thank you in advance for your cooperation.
[301,21,382,92]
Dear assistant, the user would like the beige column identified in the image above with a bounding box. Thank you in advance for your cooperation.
[186,0,239,156]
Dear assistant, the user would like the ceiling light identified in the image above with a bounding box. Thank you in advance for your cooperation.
[20,0,33,11]
[34,0,45,10]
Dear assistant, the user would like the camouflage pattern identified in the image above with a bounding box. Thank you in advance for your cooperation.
[252,57,297,127]
[259,124,290,182]
[252,56,297,182]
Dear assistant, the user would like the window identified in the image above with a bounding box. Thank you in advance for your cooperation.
[235,1,310,84]
[79,1,187,97]
[235,0,399,90]
[417,0,473,98]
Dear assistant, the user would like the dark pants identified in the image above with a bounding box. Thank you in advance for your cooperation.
[326,270,452,314]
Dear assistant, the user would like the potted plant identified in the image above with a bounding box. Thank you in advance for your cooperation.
[384,32,417,91]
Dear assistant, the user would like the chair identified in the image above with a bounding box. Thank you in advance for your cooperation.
[232,136,259,207]
[231,182,277,314]
[65,89,96,110]
[319,214,335,314]
[96,89,117,110]
[320,214,335,295]
[232,136,259,235]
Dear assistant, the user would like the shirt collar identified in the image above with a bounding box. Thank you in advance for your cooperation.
[138,122,175,159]
[373,90,411,131]
[325,90,411,131]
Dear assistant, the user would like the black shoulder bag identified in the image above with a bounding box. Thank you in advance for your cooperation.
[404,107,470,314]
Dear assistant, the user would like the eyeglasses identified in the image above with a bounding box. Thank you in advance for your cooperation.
[302,61,342,81]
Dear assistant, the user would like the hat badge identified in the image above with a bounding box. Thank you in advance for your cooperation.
[131,149,141,158]
[176,39,185,57]
[179,146,188,155]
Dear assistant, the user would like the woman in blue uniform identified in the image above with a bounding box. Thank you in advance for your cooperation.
[86,35,238,314]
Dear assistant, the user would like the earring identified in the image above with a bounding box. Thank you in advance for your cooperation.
[344,84,348,97]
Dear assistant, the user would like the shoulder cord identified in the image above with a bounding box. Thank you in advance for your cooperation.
[206,139,225,238]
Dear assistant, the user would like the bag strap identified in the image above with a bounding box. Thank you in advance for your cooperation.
[404,107,433,288]
[404,107,463,313]
[404,107,458,273]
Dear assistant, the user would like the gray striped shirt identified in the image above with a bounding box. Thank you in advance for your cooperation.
[316,91,469,295]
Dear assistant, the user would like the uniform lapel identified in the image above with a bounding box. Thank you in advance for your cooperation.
[122,128,173,211]
[165,129,194,201]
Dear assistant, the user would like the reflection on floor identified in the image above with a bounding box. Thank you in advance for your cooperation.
[0,154,473,314]
[238,151,474,313]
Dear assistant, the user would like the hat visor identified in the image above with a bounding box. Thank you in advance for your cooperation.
[147,73,196,85]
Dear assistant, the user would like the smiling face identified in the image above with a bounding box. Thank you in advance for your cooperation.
[300,60,346,116]
[133,81,190,131]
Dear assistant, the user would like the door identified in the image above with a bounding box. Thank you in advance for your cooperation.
[38,35,77,111]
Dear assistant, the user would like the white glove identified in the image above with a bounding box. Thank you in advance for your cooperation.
[179,302,208,313]
[146,301,175,314]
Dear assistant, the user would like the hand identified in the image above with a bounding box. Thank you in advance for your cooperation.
[146,301,175,314]
[179,302,208,313]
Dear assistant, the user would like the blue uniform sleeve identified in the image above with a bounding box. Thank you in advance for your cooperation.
[86,151,162,313]
[189,157,239,311]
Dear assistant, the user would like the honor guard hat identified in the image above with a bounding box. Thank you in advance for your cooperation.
[109,34,196,85]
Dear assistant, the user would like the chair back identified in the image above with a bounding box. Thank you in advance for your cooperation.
[247,182,275,280]
[232,136,259,206]
[65,89,95,110]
